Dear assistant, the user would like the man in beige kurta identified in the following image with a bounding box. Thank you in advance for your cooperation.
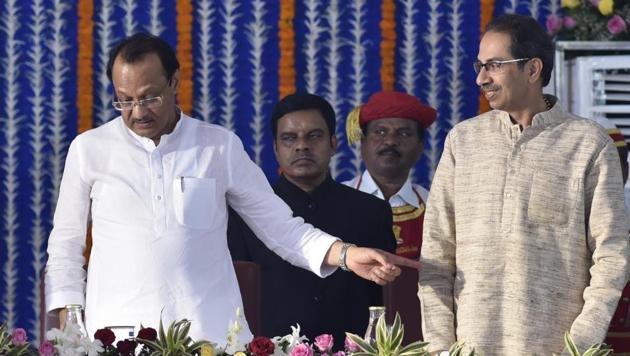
[419,14,630,355]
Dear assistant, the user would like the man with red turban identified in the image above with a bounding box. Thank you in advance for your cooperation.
[343,91,436,343]
[343,91,437,260]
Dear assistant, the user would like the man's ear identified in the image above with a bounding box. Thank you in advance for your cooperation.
[528,58,543,84]
[170,69,181,92]
[272,139,279,158]
[331,135,338,151]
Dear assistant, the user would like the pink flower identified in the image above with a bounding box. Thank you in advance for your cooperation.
[590,0,600,6]
[563,16,577,29]
[314,334,334,353]
[333,352,345,356]
[546,15,563,34]
[39,340,55,356]
[608,15,628,35]
[344,336,360,352]
[11,328,27,346]
[290,343,314,356]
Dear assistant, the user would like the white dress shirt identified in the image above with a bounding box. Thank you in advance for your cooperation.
[45,113,338,345]
[343,170,429,208]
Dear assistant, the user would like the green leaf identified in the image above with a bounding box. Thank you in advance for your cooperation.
[138,338,162,350]
[179,320,192,343]
[166,320,177,349]
[582,343,612,356]
[188,340,211,352]
[399,340,430,356]
[448,341,465,356]
[564,332,580,356]
[351,352,377,356]
[346,332,378,354]
[158,316,167,347]
[375,313,389,352]
[6,344,35,356]
[390,314,404,351]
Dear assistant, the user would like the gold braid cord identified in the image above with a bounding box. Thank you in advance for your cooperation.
[345,106,363,146]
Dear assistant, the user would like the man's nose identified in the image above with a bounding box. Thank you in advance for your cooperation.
[294,137,310,151]
[130,103,148,118]
[383,131,399,146]
[476,67,490,87]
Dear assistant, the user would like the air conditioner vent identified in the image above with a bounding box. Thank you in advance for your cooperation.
[570,55,630,145]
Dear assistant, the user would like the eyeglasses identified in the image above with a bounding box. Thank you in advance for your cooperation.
[112,96,163,112]
[473,58,530,74]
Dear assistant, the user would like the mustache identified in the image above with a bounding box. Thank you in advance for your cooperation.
[378,147,401,157]
[291,153,315,163]
[481,84,499,92]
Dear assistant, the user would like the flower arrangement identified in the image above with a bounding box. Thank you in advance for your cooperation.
[0,319,210,356]
[547,0,630,40]
[0,310,615,356]
[344,313,428,356]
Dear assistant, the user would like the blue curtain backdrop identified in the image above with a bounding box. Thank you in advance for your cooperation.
[0,0,560,343]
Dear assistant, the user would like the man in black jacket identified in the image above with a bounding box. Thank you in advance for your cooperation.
[228,93,396,345]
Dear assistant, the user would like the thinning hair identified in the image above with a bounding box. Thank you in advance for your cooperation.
[106,33,179,83]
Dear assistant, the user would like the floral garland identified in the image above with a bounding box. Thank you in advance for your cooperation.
[278,0,296,99]
[77,0,94,133]
[380,0,396,91]
[478,0,495,115]
[177,0,194,114]
[0,311,615,356]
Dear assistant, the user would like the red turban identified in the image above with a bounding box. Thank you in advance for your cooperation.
[346,91,437,145]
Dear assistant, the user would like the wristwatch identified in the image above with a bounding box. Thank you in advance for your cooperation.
[339,242,356,271]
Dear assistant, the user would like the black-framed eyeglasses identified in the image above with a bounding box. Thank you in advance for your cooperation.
[473,58,530,74]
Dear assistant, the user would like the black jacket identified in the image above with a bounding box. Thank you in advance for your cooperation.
[228,175,396,344]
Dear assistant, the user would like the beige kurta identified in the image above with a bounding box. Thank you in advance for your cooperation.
[419,97,630,355]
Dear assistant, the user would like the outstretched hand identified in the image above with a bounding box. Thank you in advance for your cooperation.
[346,246,421,285]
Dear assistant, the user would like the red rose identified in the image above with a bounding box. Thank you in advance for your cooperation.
[116,339,136,355]
[248,336,275,356]
[93,328,116,347]
[136,327,157,341]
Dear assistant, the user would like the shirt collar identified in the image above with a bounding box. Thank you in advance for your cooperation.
[122,108,185,152]
[274,174,335,200]
[357,170,420,208]
[497,94,567,130]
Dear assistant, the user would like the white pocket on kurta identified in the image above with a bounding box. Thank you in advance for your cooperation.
[173,177,216,229]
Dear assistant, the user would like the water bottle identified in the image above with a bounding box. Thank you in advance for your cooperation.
[63,304,89,339]
[364,306,386,344]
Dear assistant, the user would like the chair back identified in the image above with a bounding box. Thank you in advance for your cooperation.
[233,261,262,337]
[40,271,60,342]
[382,266,422,345]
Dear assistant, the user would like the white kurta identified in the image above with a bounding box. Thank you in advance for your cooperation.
[45,113,338,345]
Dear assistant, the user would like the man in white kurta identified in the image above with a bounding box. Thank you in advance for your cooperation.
[46,111,339,344]
[45,33,416,346]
